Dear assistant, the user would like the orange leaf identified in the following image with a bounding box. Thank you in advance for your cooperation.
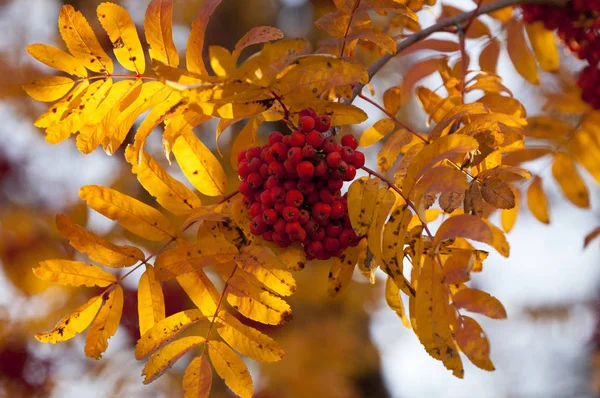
[232,26,284,61]
[186,0,223,75]
[144,0,179,67]
[455,315,495,371]
[506,19,539,84]
[527,176,550,224]
[453,288,507,319]
[552,153,590,208]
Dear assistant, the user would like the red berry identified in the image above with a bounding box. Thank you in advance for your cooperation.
[282,135,291,146]
[309,227,326,241]
[248,158,262,172]
[245,147,261,160]
[343,164,356,181]
[306,131,325,149]
[330,200,346,219]
[237,150,247,163]
[290,131,306,148]
[302,145,316,159]
[314,159,328,177]
[324,237,340,252]
[283,206,300,222]
[341,146,355,164]
[341,134,358,150]
[297,180,315,194]
[265,176,279,190]
[238,161,250,179]
[269,142,288,161]
[326,221,343,237]
[322,138,340,154]
[283,179,298,191]
[272,232,290,247]
[247,172,263,189]
[263,209,279,224]
[239,180,255,196]
[315,115,331,132]
[250,216,268,235]
[307,241,324,257]
[250,202,262,218]
[273,218,287,233]
[306,191,320,205]
[268,131,283,145]
[263,231,273,241]
[305,218,320,234]
[287,147,303,164]
[319,187,335,204]
[274,202,286,213]
[260,190,274,206]
[298,209,310,224]
[352,151,365,168]
[299,107,317,118]
[340,229,357,248]
[326,152,342,168]
[259,163,269,179]
[328,178,343,190]
[313,202,331,221]
[286,221,304,241]
[270,186,286,203]
[285,189,304,207]
[299,116,316,132]
[296,161,315,181]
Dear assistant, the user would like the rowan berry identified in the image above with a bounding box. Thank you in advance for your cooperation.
[250,216,268,235]
[312,202,331,221]
[237,150,247,163]
[271,186,286,203]
[319,188,335,204]
[269,142,288,161]
[322,138,340,154]
[263,231,273,241]
[267,163,285,181]
[299,107,317,118]
[343,165,357,181]
[314,159,328,177]
[273,218,287,234]
[274,202,286,213]
[306,191,320,205]
[298,209,310,224]
[260,190,274,206]
[324,237,340,252]
[326,221,343,238]
[306,131,324,149]
[326,152,342,168]
[302,145,316,159]
[283,206,300,222]
[307,241,324,257]
[259,163,269,179]
[268,131,283,145]
[330,200,346,219]
[328,179,343,191]
[340,229,356,247]
[238,161,250,179]
[341,134,359,150]
[315,115,331,132]
[299,116,316,132]
[239,180,255,196]
[248,157,262,172]
[245,146,261,160]
[250,202,262,218]
[296,161,315,181]
[265,176,279,190]
[290,131,306,148]
[247,173,263,189]
[272,232,290,247]
[285,189,304,207]
[352,151,365,168]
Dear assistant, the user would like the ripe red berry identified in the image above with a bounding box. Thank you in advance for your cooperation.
[341,134,358,150]
[299,107,317,118]
[314,159,328,177]
[322,138,340,154]
[326,221,343,237]
[285,189,304,207]
[249,202,262,218]
[326,152,342,168]
[296,161,315,181]
[352,151,365,168]
[250,216,268,235]
[245,147,261,160]
[269,142,288,161]
[341,146,355,164]
[298,209,310,224]
[330,200,346,220]
[306,131,324,149]
[301,145,316,159]
[327,179,343,190]
[260,190,274,206]
[340,229,356,247]
[343,164,357,181]
[239,180,255,196]
[307,241,324,257]
[247,172,263,189]
[248,157,262,172]
[309,227,326,241]
[283,179,298,191]
[263,231,273,241]
[312,202,331,221]
[286,221,305,241]
[305,218,320,234]
[268,161,285,179]
[272,232,290,247]
[274,202,286,213]
[306,191,320,205]
[238,161,250,179]
[237,150,247,163]
[273,218,287,233]
[259,163,269,179]
[265,176,279,190]
[263,208,279,224]
[297,180,315,194]
[319,187,335,204]
[289,131,306,148]
[324,237,340,252]
[268,131,283,145]
[287,147,303,164]
[314,115,331,132]
[283,206,300,222]
[271,186,286,202]
[299,116,316,132]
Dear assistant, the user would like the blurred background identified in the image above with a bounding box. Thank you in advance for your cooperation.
[0,0,599,397]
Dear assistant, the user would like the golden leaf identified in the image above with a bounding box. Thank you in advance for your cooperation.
[480,177,515,209]
[138,264,165,336]
[524,116,570,139]
[377,129,419,172]
[209,45,235,77]
[455,315,495,371]
[525,21,559,72]
[479,38,500,75]
[186,0,223,75]
[144,0,179,67]
[567,130,600,184]
[552,153,590,208]
[208,341,253,398]
[452,288,507,319]
[433,214,508,257]
[367,188,396,270]
[527,176,550,224]
[135,309,206,360]
[177,270,220,316]
[26,43,87,77]
[383,85,402,115]
[232,26,284,61]
[347,177,381,236]
[327,243,362,298]
[506,19,539,84]
[172,130,228,197]
[125,146,202,216]
[35,295,103,344]
[79,185,176,241]
[35,81,90,130]
[411,165,469,219]
[84,285,124,359]
[385,276,410,328]
[97,2,145,73]
[184,356,212,398]
[33,260,116,287]
[501,188,520,232]
[359,118,395,147]
[56,213,144,267]
[143,336,206,384]
[235,245,296,297]
[58,5,114,73]
[23,76,75,102]
[216,311,284,362]
[382,205,415,297]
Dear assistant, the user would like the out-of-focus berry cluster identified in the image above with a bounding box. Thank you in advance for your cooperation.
[237,108,365,260]
[522,1,600,108]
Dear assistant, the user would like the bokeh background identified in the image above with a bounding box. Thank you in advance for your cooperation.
[0,0,599,397]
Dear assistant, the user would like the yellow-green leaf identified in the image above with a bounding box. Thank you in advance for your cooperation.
[79,185,176,241]
[35,295,103,343]
[84,285,124,359]
[33,260,116,287]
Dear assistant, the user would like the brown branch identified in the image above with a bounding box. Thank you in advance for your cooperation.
[350,0,569,101]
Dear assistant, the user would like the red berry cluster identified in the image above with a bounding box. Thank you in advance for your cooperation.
[522,1,600,108]
[237,108,365,260]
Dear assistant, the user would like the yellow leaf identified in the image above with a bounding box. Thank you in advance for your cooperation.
[231,117,262,169]
[506,19,539,84]
[163,108,211,161]
[525,21,559,72]
[104,82,171,155]
[45,78,113,145]
[501,188,520,232]
[411,165,469,220]
[360,118,395,147]
[56,213,144,267]
[232,26,284,61]
[433,214,508,257]
[368,188,396,269]
[138,264,165,336]
[401,135,478,195]
[327,243,361,298]
[33,260,116,287]
[135,309,206,360]
[172,130,228,197]
[58,5,113,73]
[383,85,402,115]
[209,45,236,77]
[143,336,206,384]
[480,177,515,209]
[382,205,415,297]
[235,245,296,297]
[84,285,124,359]
[347,177,381,236]
[453,288,507,319]
[97,2,145,73]
[35,81,89,130]
[26,43,87,77]
[184,356,212,398]
[217,311,284,362]
[131,92,183,162]
[79,185,176,241]
[385,276,410,328]
[261,242,307,271]
[527,176,550,224]
[524,116,570,139]
[568,130,600,184]
[144,0,179,67]
[125,146,201,217]
[455,315,495,371]
[154,239,238,281]
[552,153,589,208]
[377,129,420,172]
[23,76,74,102]
[208,341,253,398]
[76,79,142,154]
[186,0,223,75]
[35,295,103,344]
[177,270,220,316]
